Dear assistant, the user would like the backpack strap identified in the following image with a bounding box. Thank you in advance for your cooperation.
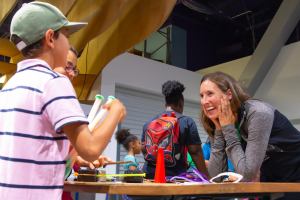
[162,111,188,167]
[168,112,188,168]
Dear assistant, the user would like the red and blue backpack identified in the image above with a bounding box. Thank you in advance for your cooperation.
[144,112,186,167]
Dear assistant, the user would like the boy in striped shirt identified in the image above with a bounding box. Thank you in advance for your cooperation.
[0,2,126,199]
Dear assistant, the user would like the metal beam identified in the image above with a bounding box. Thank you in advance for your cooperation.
[290,118,300,125]
[239,0,300,95]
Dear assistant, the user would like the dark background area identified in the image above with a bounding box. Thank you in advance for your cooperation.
[167,0,300,71]
[2,0,300,72]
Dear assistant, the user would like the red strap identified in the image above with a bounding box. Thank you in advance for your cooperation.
[171,112,176,117]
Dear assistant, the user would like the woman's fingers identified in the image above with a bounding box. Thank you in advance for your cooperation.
[219,96,235,126]
[220,96,230,113]
[220,96,227,116]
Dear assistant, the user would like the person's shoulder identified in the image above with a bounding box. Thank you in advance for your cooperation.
[16,59,70,91]
[124,154,134,158]
[245,99,275,115]
[143,114,156,125]
[144,112,165,123]
[124,155,135,161]
[44,73,73,91]
[178,114,195,123]
[18,59,60,78]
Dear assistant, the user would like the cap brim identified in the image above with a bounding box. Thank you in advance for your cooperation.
[62,22,88,36]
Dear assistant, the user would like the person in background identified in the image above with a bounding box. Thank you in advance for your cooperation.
[200,71,300,199]
[1,2,126,199]
[65,46,79,80]
[187,139,234,172]
[116,128,142,171]
[202,139,235,171]
[142,80,208,179]
[54,48,113,200]
[54,47,79,200]
[55,46,112,171]
[54,46,79,81]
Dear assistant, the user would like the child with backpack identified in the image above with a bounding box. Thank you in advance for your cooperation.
[116,129,142,171]
[142,80,208,179]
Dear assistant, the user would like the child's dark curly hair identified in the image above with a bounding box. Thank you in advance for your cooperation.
[116,129,138,151]
[162,80,185,105]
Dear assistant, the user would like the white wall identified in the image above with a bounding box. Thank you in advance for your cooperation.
[100,52,202,173]
[197,56,251,80]
[255,41,300,129]
[101,53,201,101]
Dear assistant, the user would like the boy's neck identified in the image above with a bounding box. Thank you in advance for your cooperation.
[35,53,55,69]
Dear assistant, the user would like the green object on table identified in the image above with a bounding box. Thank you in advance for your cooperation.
[64,159,72,180]
[187,153,196,168]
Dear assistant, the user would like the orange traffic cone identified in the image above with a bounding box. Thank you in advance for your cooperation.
[154,147,166,183]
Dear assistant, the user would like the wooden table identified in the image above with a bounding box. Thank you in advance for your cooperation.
[64,181,300,198]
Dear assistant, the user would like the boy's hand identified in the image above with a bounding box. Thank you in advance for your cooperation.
[93,155,113,168]
[102,99,127,122]
[75,155,113,169]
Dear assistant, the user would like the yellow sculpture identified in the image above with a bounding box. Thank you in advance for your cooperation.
[0,0,176,100]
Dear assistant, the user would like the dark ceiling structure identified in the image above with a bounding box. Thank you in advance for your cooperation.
[168,0,300,71]
[2,0,300,73]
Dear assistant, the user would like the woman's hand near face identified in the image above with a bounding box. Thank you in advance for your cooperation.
[218,96,236,127]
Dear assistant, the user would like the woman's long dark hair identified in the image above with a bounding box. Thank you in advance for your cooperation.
[200,72,251,136]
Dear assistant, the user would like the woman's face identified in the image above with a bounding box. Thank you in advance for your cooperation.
[200,80,226,120]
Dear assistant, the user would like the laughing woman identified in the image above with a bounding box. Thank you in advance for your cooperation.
[199,72,300,190]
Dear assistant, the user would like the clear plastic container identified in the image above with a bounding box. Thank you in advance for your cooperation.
[97,167,106,182]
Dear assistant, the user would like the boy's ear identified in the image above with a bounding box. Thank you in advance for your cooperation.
[44,29,55,49]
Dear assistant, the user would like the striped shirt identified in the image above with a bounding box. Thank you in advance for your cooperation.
[0,59,88,199]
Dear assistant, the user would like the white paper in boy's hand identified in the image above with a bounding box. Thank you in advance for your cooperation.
[87,94,104,123]
[209,172,243,183]
[88,96,116,131]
